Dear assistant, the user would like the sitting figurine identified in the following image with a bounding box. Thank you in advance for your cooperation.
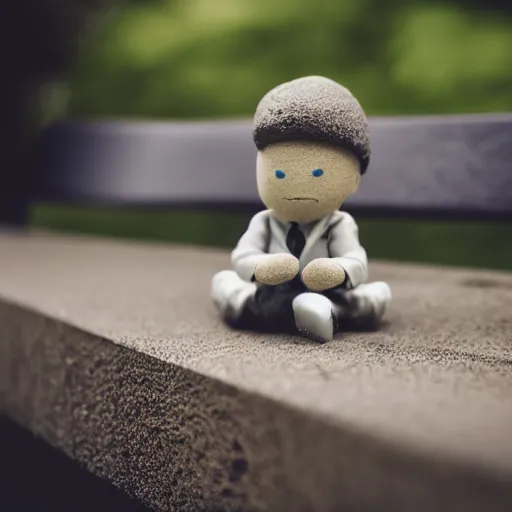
[211,76,391,342]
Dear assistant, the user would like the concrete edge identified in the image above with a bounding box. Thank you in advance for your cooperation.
[1,298,512,512]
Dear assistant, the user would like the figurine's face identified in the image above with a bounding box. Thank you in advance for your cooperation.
[256,141,361,223]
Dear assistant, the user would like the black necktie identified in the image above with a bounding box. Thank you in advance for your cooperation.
[286,222,306,258]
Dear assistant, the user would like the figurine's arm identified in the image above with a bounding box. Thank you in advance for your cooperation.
[328,213,368,289]
[301,213,368,292]
[231,211,270,282]
[231,211,299,285]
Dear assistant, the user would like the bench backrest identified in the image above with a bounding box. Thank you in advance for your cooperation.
[7,113,512,224]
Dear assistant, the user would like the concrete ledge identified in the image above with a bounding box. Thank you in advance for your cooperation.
[1,231,512,511]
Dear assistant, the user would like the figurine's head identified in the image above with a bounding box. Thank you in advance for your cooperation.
[253,76,370,223]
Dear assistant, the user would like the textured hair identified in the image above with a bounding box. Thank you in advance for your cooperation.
[253,76,370,173]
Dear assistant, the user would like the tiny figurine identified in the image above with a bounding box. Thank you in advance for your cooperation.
[211,76,391,342]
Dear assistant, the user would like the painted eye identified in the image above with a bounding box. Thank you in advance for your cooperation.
[312,168,324,177]
[275,170,286,179]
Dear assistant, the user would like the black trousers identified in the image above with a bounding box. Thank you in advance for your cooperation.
[232,277,349,334]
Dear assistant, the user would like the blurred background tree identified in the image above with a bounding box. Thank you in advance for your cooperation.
[26,0,512,270]
[61,0,512,121]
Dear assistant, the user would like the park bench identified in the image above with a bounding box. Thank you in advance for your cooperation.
[1,113,512,511]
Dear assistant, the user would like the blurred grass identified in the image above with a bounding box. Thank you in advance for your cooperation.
[32,205,512,272]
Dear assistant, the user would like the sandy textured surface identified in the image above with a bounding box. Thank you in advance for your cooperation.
[1,230,512,511]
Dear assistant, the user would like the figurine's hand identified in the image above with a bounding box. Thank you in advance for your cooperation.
[254,254,299,285]
[302,258,346,292]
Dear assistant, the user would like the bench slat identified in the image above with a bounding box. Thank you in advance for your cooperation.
[35,114,512,218]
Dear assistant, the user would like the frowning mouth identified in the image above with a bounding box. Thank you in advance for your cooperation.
[285,197,319,203]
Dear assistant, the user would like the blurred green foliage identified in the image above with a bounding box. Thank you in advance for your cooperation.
[33,0,512,272]
[66,0,512,119]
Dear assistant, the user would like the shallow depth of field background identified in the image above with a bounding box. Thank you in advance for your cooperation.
[31,0,512,270]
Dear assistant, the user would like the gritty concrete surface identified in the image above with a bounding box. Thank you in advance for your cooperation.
[1,230,512,511]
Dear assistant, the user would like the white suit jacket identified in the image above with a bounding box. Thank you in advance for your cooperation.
[231,210,368,288]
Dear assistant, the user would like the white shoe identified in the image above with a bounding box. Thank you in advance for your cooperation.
[292,293,335,343]
[211,270,256,323]
[371,281,392,320]
[339,281,392,328]
[211,270,235,311]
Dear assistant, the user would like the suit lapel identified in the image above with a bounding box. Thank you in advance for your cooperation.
[300,214,334,263]
[268,212,338,261]
[268,214,289,252]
